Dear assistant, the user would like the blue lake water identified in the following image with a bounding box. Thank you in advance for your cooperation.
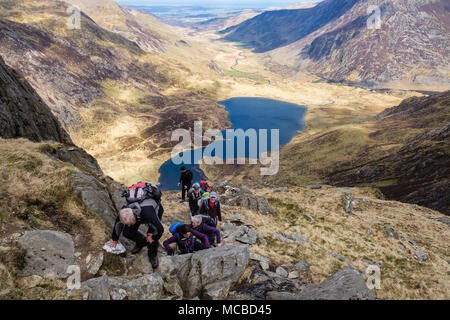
[158,97,306,190]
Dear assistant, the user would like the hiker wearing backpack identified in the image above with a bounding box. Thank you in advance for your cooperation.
[109,182,164,269]
[163,224,210,255]
[191,215,222,248]
[188,183,202,215]
[178,166,193,202]
[200,180,211,193]
[199,191,223,227]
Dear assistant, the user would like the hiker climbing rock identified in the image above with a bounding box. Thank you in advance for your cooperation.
[163,224,210,255]
[191,215,222,247]
[178,166,193,202]
[188,183,202,215]
[200,191,223,227]
[109,182,164,269]
[200,180,211,193]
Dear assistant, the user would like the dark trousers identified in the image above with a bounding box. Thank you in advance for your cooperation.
[122,207,164,258]
[181,183,191,200]
[180,240,206,254]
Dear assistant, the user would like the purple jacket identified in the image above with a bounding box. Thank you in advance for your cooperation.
[163,229,210,252]
[191,223,221,244]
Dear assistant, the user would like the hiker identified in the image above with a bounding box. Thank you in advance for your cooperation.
[188,183,202,215]
[178,166,193,202]
[200,180,211,193]
[109,182,164,269]
[163,224,210,255]
[191,215,222,247]
[199,191,223,227]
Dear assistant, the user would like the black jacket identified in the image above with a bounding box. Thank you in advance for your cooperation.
[111,201,164,241]
[188,190,202,215]
[179,170,193,186]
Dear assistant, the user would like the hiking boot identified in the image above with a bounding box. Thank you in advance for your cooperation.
[131,243,146,254]
[149,254,159,269]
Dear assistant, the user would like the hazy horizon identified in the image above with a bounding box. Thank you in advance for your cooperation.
[116,0,321,9]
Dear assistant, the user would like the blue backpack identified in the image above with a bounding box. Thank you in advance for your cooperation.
[169,222,184,235]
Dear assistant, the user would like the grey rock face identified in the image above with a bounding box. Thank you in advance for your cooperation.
[222,225,257,245]
[273,187,288,192]
[428,216,450,226]
[0,55,71,143]
[344,195,355,215]
[384,227,399,240]
[275,266,288,277]
[414,251,428,262]
[294,261,310,273]
[87,253,104,275]
[286,232,307,244]
[69,172,118,229]
[268,269,376,300]
[18,230,75,279]
[82,273,164,300]
[272,232,307,244]
[129,245,250,299]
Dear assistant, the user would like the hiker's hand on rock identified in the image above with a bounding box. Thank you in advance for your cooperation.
[219,221,224,227]
[217,243,222,248]
[110,240,118,248]
[147,233,154,244]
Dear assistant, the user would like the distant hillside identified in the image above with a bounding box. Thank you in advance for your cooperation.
[222,0,360,53]
[328,92,450,215]
[224,0,450,89]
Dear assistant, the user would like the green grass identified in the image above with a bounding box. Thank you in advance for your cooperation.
[6,154,43,173]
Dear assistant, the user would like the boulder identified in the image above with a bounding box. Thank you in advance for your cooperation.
[129,245,250,299]
[384,227,399,240]
[69,172,118,229]
[286,232,307,244]
[267,269,376,300]
[18,230,75,279]
[414,251,427,261]
[82,273,164,300]
[294,261,310,273]
[183,245,249,299]
[256,196,277,215]
[275,266,288,277]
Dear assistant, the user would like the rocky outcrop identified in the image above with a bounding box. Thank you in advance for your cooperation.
[82,273,165,300]
[218,183,277,215]
[18,230,75,279]
[0,55,71,143]
[266,268,376,300]
[81,245,250,300]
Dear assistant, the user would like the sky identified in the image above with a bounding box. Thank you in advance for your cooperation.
[116,0,321,8]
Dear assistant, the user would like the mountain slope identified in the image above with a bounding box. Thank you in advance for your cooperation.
[328,92,450,214]
[0,55,71,144]
[0,0,230,185]
[226,0,449,89]
[63,0,167,53]
[298,0,450,88]
[222,0,360,53]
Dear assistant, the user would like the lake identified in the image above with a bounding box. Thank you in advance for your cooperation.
[158,97,306,190]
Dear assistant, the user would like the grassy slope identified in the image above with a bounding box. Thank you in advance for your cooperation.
[158,186,449,300]
[0,138,109,299]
